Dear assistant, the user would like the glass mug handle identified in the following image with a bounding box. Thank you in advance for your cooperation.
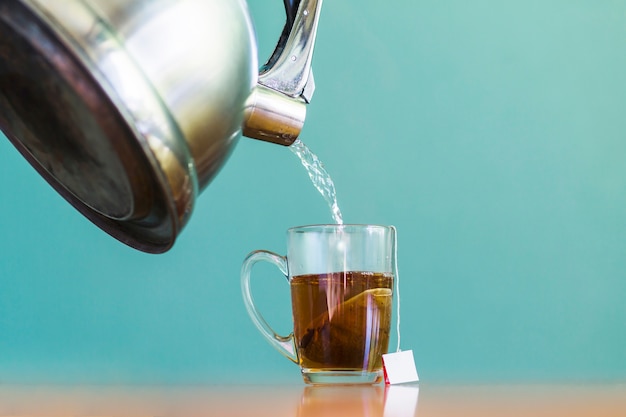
[241,250,298,363]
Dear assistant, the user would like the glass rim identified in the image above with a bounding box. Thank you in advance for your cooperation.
[287,224,394,233]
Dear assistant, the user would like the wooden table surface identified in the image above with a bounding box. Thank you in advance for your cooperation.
[1,383,624,416]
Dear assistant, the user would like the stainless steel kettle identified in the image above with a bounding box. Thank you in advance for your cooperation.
[0,0,322,253]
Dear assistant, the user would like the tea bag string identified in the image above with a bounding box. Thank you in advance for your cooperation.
[393,225,401,353]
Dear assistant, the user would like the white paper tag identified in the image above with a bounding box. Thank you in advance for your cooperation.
[382,350,419,385]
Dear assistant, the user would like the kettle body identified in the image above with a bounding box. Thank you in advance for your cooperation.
[0,0,321,252]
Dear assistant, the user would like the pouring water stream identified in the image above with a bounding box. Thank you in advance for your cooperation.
[289,139,344,225]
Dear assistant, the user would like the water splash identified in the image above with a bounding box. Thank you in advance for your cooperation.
[290,139,343,224]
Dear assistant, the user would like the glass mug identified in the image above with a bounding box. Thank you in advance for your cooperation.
[241,224,396,384]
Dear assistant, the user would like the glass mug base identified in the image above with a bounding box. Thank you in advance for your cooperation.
[302,369,384,385]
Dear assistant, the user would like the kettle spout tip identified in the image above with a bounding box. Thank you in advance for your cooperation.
[242,85,306,146]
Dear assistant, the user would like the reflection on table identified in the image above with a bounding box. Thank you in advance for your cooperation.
[1,383,625,416]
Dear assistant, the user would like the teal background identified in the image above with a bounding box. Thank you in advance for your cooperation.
[1,0,625,384]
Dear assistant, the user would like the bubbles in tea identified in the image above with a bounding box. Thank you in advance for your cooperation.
[290,271,393,372]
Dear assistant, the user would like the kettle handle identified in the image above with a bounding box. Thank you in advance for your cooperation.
[283,0,300,27]
[258,0,299,74]
[242,0,324,145]
[260,0,320,102]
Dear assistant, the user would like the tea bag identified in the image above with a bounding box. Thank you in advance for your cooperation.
[298,288,392,368]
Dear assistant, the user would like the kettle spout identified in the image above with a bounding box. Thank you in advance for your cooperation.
[242,0,322,146]
[242,85,306,146]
